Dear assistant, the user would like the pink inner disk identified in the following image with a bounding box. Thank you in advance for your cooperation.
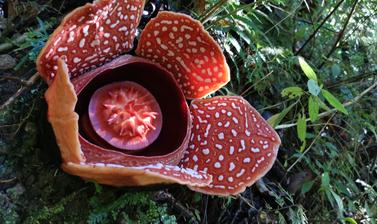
[88,81,163,151]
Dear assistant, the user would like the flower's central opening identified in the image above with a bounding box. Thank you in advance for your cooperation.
[88,81,163,151]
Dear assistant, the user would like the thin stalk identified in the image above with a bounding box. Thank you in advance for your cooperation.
[287,114,335,172]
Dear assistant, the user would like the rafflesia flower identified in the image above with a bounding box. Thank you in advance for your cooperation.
[36,0,281,196]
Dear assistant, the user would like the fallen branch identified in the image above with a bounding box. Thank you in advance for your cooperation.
[0,73,40,111]
[275,81,377,130]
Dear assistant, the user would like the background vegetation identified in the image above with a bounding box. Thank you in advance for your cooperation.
[0,0,376,223]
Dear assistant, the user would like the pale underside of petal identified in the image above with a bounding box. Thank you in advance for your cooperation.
[180,96,281,196]
[45,59,83,163]
[63,162,212,187]
[37,0,146,83]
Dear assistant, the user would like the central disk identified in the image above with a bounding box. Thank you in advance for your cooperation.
[88,81,163,151]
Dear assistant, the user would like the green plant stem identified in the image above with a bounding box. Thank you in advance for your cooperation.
[287,114,335,172]
[275,81,377,130]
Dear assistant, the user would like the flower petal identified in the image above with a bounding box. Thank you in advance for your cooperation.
[180,96,281,196]
[45,58,83,163]
[37,0,146,83]
[136,11,230,99]
[63,162,212,187]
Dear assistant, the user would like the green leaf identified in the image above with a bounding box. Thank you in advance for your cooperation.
[321,172,330,190]
[331,190,344,218]
[298,56,317,81]
[307,79,321,96]
[308,96,319,122]
[321,89,348,115]
[301,180,314,195]
[331,64,341,76]
[281,86,304,99]
[343,217,358,224]
[228,35,242,53]
[297,113,307,142]
[299,140,306,152]
[268,103,295,127]
[318,98,331,111]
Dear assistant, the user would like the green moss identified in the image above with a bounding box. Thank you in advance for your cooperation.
[87,186,175,224]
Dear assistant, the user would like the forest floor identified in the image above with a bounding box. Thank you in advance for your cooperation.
[1,0,376,223]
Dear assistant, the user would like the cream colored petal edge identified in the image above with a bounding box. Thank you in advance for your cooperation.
[63,162,212,187]
[45,59,83,163]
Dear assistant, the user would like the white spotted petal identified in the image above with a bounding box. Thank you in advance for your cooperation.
[180,96,281,196]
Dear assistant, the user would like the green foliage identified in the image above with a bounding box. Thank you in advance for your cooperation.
[308,96,319,122]
[281,87,304,99]
[87,189,174,224]
[298,56,318,81]
[296,113,307,152]
[321,89,348,115]
[307,79,320,96]
[200,0,376,222]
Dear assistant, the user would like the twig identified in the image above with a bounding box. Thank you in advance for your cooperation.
[326,72,377,89]
[264,3,302,35]
[0,17,56,53]
[275,81,377,130]
[240,71,273,97]
[319,0,359,69]
[205,1,259,30]
[154,191,199,224]
[295,0,345,55]
[295,17,337,33]
[0,72,41,111]
[0,34,28,53]
[199,0,228,24]
[237,194,254,208]
[0,177,17,184]
[287,114,336,172]
[0,75,38,86]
